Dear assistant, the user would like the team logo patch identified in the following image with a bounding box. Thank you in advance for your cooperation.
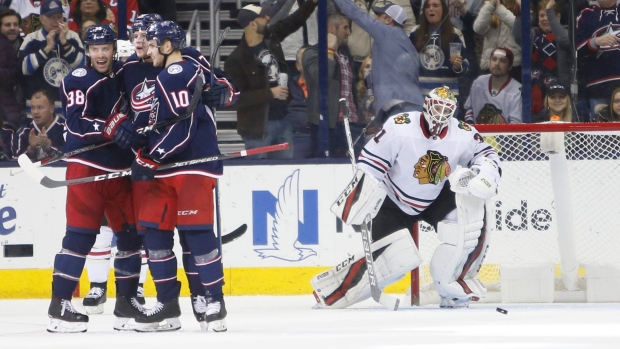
[420,44,445,71]
[131,78,156,112]
[393,114,410,124]
[413,150,451,185]
[458,121,472,131]
[168,65,183,74]
[44,57,70,87]
[72,68,87,77]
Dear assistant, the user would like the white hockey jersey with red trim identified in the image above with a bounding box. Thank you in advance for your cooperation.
[357,111,501,216]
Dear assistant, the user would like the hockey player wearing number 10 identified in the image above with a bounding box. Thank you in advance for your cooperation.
[312,86,502,309]
[127,21,227,332]
[47,25,144,333]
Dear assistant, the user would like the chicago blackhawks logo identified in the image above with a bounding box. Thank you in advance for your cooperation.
[393,114,411,124]
[413,150,451,185]
[458,121,472,131]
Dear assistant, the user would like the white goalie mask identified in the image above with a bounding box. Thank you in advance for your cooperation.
[423,86,458,137]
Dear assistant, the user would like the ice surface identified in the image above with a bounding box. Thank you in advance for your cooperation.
[1,296,620,349]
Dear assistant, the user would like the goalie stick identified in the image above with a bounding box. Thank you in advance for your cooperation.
[340,98,400,311]
[18,143,289,188]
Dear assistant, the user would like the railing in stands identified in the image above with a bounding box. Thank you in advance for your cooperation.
[209,0,224,68]
[185,10,201,51]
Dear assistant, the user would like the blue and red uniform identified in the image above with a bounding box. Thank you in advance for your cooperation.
[61,61,135,236]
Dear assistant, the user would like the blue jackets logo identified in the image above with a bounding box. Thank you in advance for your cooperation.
[253,169,318,261]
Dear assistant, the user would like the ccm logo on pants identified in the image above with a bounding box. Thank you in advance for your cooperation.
[178,210,199,216]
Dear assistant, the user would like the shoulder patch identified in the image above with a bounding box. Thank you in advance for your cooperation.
[72,68,87,77]
[393,113,411,124]
[168,65,183,75]
[458,121,472,131]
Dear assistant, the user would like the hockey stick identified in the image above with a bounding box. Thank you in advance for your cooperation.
[340,98,400,311]
[10,79,205,177]
[18,143,289,188]
[209,27,230,69]
[222,223,247,244]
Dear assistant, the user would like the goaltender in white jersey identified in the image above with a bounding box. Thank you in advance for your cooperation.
[312,86,502,309]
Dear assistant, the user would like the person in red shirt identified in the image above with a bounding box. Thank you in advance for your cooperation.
[69,0,139,36]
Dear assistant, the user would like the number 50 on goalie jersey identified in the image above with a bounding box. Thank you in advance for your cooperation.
[146,60,222,178]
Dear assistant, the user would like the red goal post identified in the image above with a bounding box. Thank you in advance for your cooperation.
[409,122,620,305]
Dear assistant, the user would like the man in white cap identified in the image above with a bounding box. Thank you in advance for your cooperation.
[332,0,424,123]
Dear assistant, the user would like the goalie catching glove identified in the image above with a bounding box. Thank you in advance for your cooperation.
[103,113,145,149]
[449,158,499,199]
[331,169,386,225]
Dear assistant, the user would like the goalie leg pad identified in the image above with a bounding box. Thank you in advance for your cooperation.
[311,229,421,309]
[331,169,386,225]
[430,194,485,302]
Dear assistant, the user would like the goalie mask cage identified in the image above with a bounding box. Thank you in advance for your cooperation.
[409,122,620,305]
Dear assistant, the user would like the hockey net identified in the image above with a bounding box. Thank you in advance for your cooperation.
[409,122,620,305]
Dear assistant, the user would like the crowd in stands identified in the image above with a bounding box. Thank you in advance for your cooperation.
[2,0,620,162]
[222,0,620,160]
[0,0,177,161]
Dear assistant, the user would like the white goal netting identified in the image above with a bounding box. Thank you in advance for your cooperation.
[412,123,620,303]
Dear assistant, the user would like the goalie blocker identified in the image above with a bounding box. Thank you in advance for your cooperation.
[311,229,422,309]
[331,169,386,225]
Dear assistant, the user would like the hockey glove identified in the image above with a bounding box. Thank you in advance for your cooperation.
[202,81,229,109]
[103,113,145,149]
[131,149,159,182]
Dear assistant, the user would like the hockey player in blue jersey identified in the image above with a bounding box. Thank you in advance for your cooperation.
[47,24,144,333]
[99,13,236,331]
[127,20,227,333]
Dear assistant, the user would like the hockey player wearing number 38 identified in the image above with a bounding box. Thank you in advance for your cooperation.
[312,86,502,309]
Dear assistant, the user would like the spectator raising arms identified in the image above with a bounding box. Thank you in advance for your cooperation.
[346,0,416,74]
[474,0,521,81]
[410,0,468,101]
[514,0,572,113]
[225,0,318,159]
[332,0,424,122]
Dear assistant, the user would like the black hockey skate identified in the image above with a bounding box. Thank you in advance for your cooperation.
[205,296,227,332]
[113,295,146,331]
[134,298,182,332]
[191,295,208,331]
[136,283,146,305]
[82,282,107,314]
[47,298,89,333]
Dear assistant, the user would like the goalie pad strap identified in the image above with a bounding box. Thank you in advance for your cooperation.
[311,229,422,309]
[331,169,386,225]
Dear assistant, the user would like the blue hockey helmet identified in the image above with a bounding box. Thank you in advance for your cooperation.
[132,13,163,33]
[84,24,116,47]
[146,20,186,50]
